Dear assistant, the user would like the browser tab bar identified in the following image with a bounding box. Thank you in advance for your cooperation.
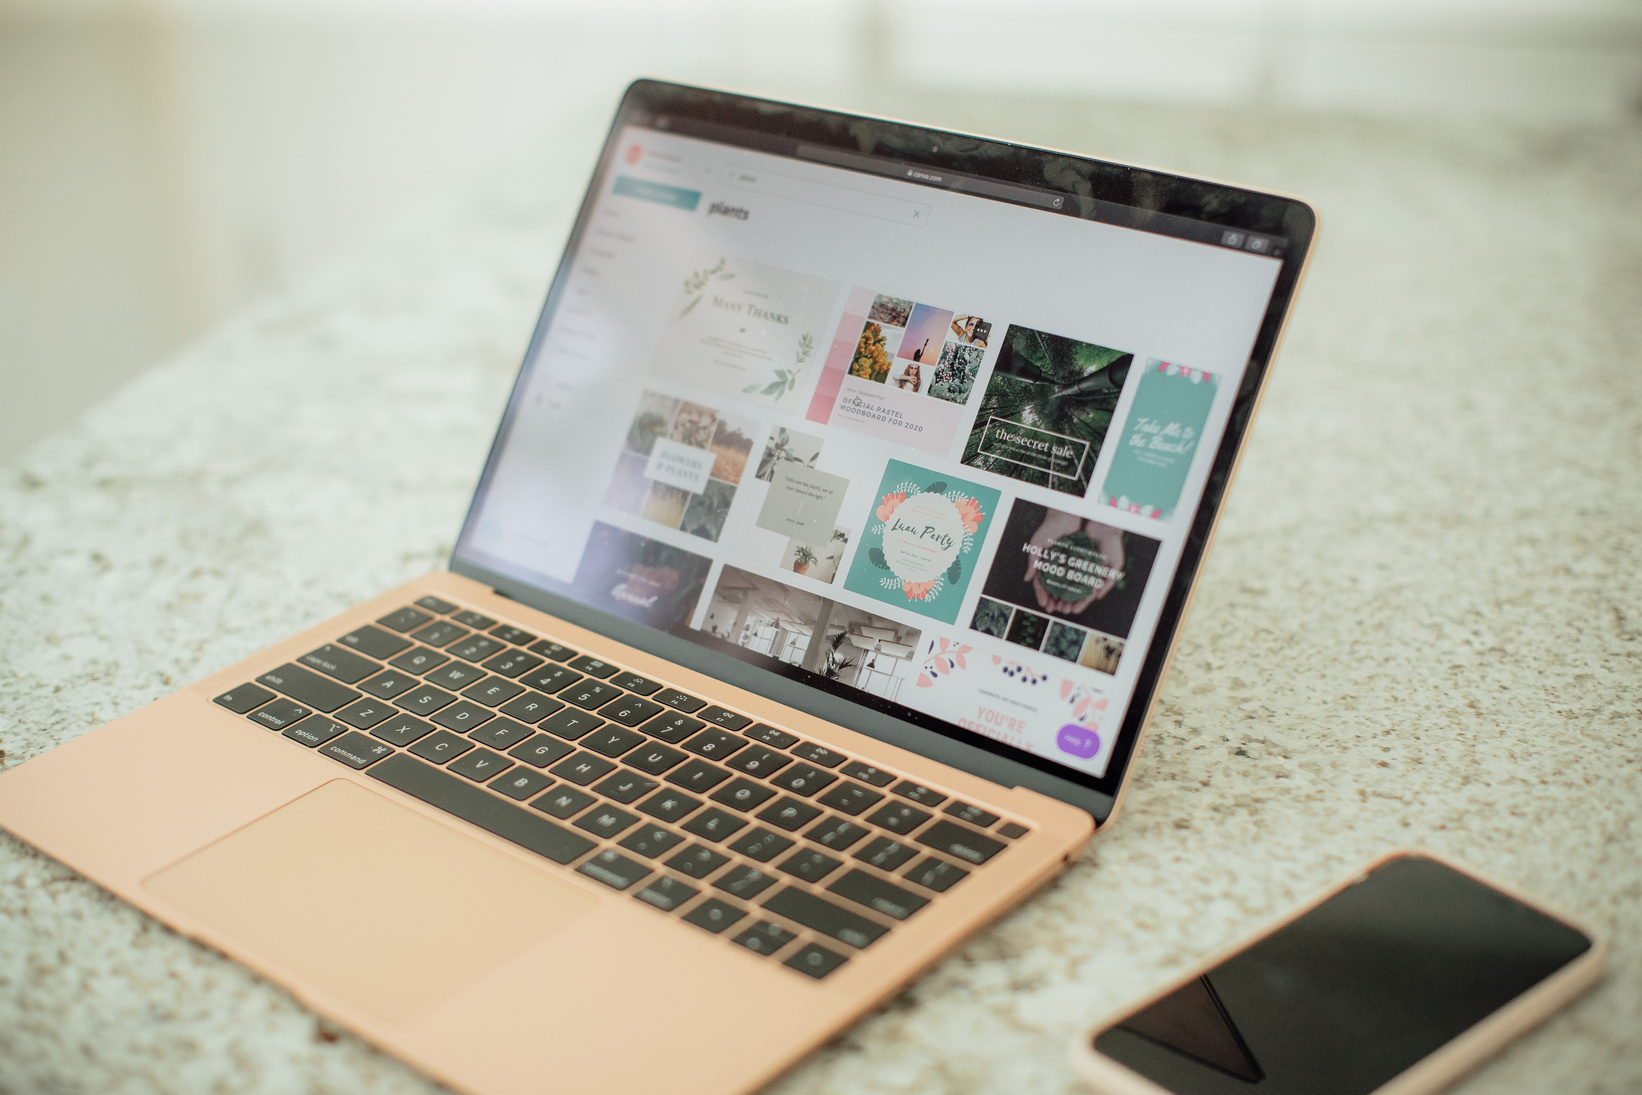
[795,144,1065,212]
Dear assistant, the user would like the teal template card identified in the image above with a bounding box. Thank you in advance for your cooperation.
[844,459,1001,623]
[1098,360,1219,520]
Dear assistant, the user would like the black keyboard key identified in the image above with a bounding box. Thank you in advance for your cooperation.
[698,706,751,731]
[470,717,534,750]
[841,761,894,787]
[336,698,395,730]
[642,711,704,743]
[575,804,640,838]
[733,920,796,956]
[790,742,846,768]
[499,691,564,724]
[490,625,536,646]
[415,595,456,614]
[250,698,310,730]
[637,789,702,824]
[778,848,842,884]
[866,802,931,836]
[395,684,457,716]
[785,943,849,979]
[370,713,436,747]
[377,606,433,633]
[550,752,615,786]
[666,759,731,794]
[519,663,582,694]
[451,609,497,629]
[481,649,542,679]
[681,727,746,762]
[299,644,380,684]
[726,745,791,779]
[997,822,1031,840]
[683,807,746,843]
[762,887,887,950]
[540,708,602,741]
[728,827,794,863]
[854,836,918,871]
[432,701,495,733]
[338,625,411,660]
[917,819,1007,865]
[710,777,776,813]
[322,732,396,769]
[807,817,870,851]
[257,663,359,713]
[904,857,968,892]
[828,869,928,921]
[529,639,577,661]
[359,670,418,700]
[449,748,510,783]
[568,655,618,679]
[214,684,273,714]
[427,657,486,687]
[610,672,660,695]
[635,875,698,912]
[410,729,473,764]
[577,850,649,891]
[584,726,644,758]
[389,646,449,674]
[532,786,596,819]
[411,621,469,648]
[619,825,684,859]
[770,763,836,798]
[757,797,822,832]
[507,734,575,769]
[654,688,705,713]
[628,743,687,775]
[715,865,778,901]
[283,714,348,748]
[599,695,664,728]
[461,677,525,707]
[593,770,658,804]
[683,898,745,934]
[744,723,798,749]
[368,753,594,864]
[667,844,729,879]
[816,781,883,817]
[944,801,1001,828]
[449,636,504,663]
[892,781,947,807]
[562,680,622,711]
[490,768,553,801]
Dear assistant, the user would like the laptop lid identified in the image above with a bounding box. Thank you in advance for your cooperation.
[451,80,1315,824]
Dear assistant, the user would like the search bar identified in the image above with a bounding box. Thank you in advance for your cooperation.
[722,169,932,227]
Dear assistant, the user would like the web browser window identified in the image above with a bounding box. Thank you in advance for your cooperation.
[461,124,1283,782]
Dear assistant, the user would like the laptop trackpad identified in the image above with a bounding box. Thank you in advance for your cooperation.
[145,779,595,1025]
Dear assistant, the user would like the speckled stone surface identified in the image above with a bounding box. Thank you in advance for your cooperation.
[2,94,1638,1095]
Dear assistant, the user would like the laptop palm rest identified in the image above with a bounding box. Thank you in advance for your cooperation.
[145,779,595,1025]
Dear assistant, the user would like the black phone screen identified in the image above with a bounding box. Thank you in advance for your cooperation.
[1092,855,1592,1094]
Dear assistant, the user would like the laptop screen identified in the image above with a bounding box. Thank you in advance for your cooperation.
[456,86,1304,808]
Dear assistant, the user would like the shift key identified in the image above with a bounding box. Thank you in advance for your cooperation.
[258,663,360,713]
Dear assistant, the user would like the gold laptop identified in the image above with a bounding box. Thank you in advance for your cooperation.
[0,81,1314,1095]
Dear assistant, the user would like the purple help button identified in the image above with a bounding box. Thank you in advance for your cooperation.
[1056,724,1101,759]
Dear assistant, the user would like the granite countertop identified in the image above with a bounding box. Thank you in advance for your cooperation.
[2,93,1638,1093]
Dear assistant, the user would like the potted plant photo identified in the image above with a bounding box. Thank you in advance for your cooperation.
[792,545,819,575]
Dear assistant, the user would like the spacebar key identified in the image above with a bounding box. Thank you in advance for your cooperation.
[368,753,596,865]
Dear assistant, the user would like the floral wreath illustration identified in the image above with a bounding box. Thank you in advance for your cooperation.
[864,478,985,601]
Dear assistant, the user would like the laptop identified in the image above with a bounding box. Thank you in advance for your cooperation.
[0,81,1314,1095]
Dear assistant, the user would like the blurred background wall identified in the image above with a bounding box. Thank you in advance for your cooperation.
[1,0,1639,463]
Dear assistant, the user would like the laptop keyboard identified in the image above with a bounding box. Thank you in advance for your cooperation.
[212,595,1032,980]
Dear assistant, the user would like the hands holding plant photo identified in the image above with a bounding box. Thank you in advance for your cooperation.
[1022,511,1126,616]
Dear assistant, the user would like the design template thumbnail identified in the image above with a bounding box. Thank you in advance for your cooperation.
[1098,359,1219,520]
[961,324,1133,497]
[699,565,922,703]
[652,253,840,410]
[572,522,713,632]
[603,390,755,543]
[843,459,1000,624]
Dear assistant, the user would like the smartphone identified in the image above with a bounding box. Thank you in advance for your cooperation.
[1070,850,1605,1095]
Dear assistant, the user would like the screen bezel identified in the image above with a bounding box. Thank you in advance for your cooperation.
[451,79,1317,824]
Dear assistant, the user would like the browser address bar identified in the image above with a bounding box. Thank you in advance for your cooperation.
[723,169,932,228]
